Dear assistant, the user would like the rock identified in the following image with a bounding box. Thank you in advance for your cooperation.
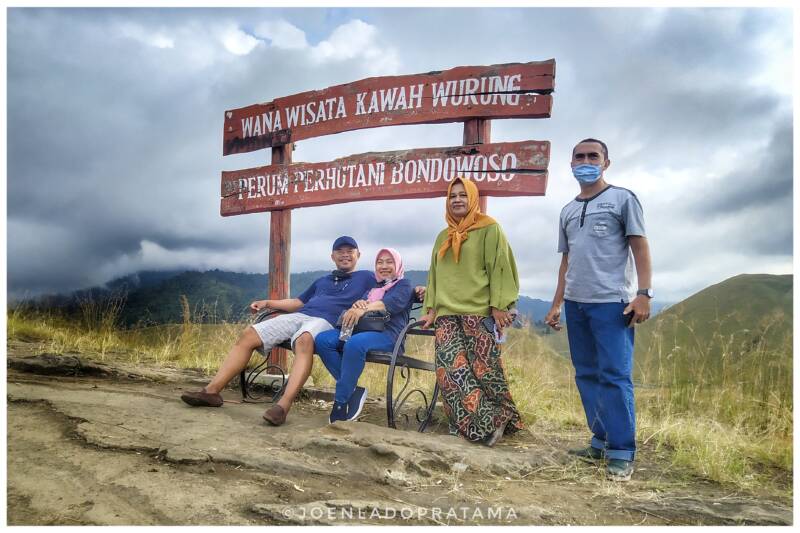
[8,354,111,377]
[368,443,401,461]
[512,504,555,522]
[322,423,352,435]
[382,467,411,487]
[451,462,469,474]
[160,446,210,464]
[489,462,512,476]
[418,456,450,472]
[631,497,792,525]
[306,436,359,453]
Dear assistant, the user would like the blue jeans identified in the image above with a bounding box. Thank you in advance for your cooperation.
[315,329,394,404]
[564,300,636,461]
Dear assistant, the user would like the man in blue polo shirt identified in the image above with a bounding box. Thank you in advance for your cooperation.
[545,138,653,481]
[181,236,375,426]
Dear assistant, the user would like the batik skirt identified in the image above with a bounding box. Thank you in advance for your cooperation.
[434,315,524,442]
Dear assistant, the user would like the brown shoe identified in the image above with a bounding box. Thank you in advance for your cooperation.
[181,388,223,407]
[263,404,287,426]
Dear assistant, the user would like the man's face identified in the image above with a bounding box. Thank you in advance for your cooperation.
[331,246,360,272]
[571,142,610,172]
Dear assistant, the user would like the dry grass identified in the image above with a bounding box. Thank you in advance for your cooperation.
[6,302,792,495]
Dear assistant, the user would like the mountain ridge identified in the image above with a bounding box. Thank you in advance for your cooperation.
[24,269,556,327]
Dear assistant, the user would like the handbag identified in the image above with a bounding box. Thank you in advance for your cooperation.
[336,310,390,333]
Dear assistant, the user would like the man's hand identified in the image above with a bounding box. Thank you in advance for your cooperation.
[341,308,366,328]
[419,310,436,329]
[414,286,426,301]
[351,299,368,309]
[249,300,270,314]
[544,305,563,331]
[491,307,514,337]
[623,295,651,328]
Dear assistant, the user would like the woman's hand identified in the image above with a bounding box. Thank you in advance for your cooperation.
[491,307,514,336]
[414,286,426,301]
[351,299,369,309]
[341,308,366,328]
[419,310,436,329]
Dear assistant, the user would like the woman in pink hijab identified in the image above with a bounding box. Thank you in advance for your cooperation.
[315,248,414,423]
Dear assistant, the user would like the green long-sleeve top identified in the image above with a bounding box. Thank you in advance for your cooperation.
[422,223,519,317]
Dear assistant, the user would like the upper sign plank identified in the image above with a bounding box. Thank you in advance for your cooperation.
[223,60,555,155]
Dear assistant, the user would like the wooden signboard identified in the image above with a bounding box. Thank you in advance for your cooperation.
[221,61,556,371]
[221,141,549,215]
[223,60,555,155]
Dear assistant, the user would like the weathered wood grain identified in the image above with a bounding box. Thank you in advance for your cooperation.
[221,140,549,216]
[223,60,555,155]
[268,145,292,370]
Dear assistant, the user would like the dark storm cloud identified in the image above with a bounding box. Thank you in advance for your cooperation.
[678,118,793,256]
[701,120,793,216]
[7,7,412,297]
[6,7,792,302]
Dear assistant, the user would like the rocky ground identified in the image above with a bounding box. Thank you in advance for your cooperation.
[5,341,793,525]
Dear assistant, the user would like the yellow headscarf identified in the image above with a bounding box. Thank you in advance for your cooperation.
[437,177,496,263]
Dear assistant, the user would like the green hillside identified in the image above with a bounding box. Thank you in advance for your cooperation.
[116,270,429,326]
[633,274,792,425]
[119,272,562,326]
[539,273,793,378]
[533,273,792,434]
[635,273,792,364]
[120,270,263,326]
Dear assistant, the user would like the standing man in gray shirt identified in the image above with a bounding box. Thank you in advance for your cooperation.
[544,138,653,481]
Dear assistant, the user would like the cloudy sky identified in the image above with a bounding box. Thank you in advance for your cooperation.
[6,6,793,303]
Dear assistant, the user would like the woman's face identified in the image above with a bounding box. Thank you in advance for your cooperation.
[448,181,469,220]
[375,252,396,280]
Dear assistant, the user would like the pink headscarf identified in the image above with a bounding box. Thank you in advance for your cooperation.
[366,248,405,303]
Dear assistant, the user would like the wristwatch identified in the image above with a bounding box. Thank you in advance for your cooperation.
[636,288,654,299]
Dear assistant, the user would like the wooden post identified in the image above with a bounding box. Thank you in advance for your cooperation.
[463,118,491,213]
[269,143,293,371]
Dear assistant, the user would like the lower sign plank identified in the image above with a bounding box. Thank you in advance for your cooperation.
[220,140,549,216]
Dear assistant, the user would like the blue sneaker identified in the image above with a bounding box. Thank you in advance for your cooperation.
[328,387,367,424]
[329,402,348,424]
[347,386,367,420]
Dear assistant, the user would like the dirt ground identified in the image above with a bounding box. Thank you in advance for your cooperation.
[5,341,793,525]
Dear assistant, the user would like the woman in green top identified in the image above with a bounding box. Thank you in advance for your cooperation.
[420,177,523,446]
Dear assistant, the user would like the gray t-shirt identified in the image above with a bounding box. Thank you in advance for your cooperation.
[558,185,646,303]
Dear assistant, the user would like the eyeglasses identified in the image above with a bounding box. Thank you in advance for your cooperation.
[334,249,356,257]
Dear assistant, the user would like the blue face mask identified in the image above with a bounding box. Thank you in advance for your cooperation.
[572,164,602,184]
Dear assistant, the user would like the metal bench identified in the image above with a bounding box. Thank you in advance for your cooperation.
[239,309,440,432]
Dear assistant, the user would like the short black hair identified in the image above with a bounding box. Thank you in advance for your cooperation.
[574,138,609,160]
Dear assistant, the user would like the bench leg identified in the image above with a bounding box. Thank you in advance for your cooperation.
[240,349,287,402]
[417,382,440,433]
[386,362,438,432]
[385,359,399,429]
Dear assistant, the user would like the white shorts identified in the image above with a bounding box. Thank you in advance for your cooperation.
[250,312,333,352]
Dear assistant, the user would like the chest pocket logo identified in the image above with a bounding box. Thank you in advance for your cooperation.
[592,221,610,237]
